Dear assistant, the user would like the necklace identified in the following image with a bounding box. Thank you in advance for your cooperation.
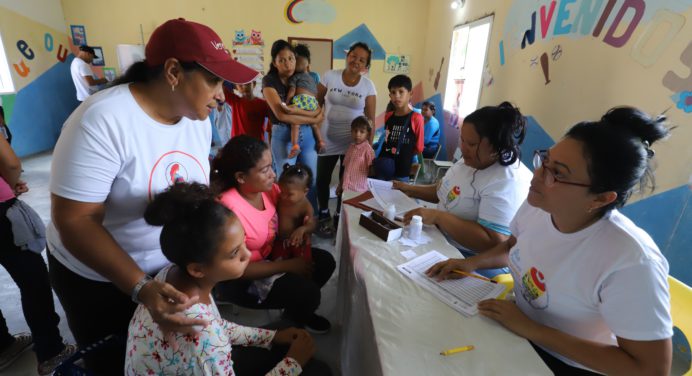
[342,72,360,86]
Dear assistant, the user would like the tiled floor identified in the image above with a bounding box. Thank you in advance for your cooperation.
[0,152,342,375]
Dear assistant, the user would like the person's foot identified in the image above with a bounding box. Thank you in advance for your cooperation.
[316,215,335,238]
[0,333,33,371]
[37,343,78,375]
[304,314,331,334]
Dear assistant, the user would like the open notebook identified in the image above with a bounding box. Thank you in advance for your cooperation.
[398,251,506,316]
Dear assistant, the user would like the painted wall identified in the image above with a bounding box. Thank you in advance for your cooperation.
[59,0,432,127]
[0,0,80,156]
[420,0,692,286]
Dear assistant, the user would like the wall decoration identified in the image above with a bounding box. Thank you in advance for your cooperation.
[671,91,692,113]
[530,56,538,67]
[551,44,562,61]
[91,47,104,66]
[631,9,685,67]
[333,24,386,60]
[233,29,248,45]
[384,54,410,74]
[102,67,116,82]
[70,25,86,46]
[540,52,550,85]
[663,40,692,93]
[433,57,444,91]
[232,29,264,46]
[286,0,336,25]
[428,68,434,82]
[230,29,265,73]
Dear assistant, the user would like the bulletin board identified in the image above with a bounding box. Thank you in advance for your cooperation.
[287,37,333,77]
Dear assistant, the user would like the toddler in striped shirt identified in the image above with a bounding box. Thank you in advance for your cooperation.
[337,116,375,196]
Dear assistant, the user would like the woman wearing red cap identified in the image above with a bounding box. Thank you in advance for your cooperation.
[47,19,258,374]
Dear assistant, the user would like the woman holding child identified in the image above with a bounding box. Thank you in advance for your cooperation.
[212,135,336,335]
[315,42,377,236]
[427,107,673,375]
[395,102,532,262]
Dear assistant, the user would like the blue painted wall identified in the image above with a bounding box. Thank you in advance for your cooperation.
[9,54,79,157]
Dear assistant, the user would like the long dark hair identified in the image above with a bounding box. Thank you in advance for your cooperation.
[268,39,296,76]
[464,101,526,166]
[566,106,671,214]
[211,135,269,193]
[109,60,203,86]
[144,182,234,267]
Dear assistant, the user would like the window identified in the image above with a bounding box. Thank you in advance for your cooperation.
[443,15,493,120]
[0,31,16,94]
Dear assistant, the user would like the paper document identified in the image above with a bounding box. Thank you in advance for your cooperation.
[397,251,505,316]
[367,178,420,216]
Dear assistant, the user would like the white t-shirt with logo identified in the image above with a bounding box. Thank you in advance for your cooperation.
[70,57,95,101]
[47,84,211,281]
[320,69,377,156]
[436,159,531,241]
[508,201,673,371]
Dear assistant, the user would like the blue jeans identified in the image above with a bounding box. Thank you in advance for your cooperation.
[271,123,318,211]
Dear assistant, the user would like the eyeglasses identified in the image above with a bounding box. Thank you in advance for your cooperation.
[532,150,591,188]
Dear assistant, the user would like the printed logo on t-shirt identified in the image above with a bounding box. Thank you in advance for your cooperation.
[446,186,460,204]
[148,151,208,201]
[520,266,549,309]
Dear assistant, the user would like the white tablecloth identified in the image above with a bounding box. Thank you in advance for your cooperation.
[336,193,551,376]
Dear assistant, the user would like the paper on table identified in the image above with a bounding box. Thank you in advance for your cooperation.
[367,178,393,190]
[398,231,432,247]
[367,179,420,216]
[400,250,418,260]
[361,198,384,212]
[397,251,506,316]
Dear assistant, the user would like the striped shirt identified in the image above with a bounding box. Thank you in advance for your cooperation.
[342,141,375,192]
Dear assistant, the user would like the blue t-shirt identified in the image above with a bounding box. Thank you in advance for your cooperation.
[423,116,440,147]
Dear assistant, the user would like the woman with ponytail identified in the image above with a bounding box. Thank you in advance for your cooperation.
[428,106,673,375]
[395,102,532,261]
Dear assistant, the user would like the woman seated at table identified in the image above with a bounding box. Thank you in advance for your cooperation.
[394,102,532,256]
[211,135,336,335]
[427,107,673,375]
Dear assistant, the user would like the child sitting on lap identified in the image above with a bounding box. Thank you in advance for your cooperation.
[125,182,315,376]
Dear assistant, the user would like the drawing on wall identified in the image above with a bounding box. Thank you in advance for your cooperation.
[540,52,549,85]
[92,47,105,66]
[384,54,410,74]
[671,91,692,113]
[232,29,264,46]
[70,25,87,46]
[551,44,562,61]
[333,24,386,60]
[285,0,336,25]
[433,57,444,91]
[530,56,538,67]
[428,68,434,82]
[102,67,116,82]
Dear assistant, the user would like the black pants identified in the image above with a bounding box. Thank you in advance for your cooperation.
[48,252,136,376]
[0,199,65,363]
[530,342,602,375]
[233,332,332,376]
[316,155,344,214]
[216,248,336,323]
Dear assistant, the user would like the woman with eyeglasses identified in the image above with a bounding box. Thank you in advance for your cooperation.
[427,107,673,375]
[394,102,532,268]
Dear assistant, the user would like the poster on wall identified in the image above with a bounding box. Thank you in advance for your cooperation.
[384,54,410,74]
[70,25,87,46]
[231,29,265,74]
[102,67,116,82]
[92,47,105,66]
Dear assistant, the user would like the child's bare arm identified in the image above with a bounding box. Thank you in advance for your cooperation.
[286,86,296,105]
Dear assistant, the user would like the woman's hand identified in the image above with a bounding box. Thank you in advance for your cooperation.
[392,180,411,195]
[478,299,538,338]
[425,258,476,281]
[403,207,439,225]
[138,280,208,337]
[283,257,313,278]
[288,227,307,247]
[285,329,315,367]
[273,327,308,345]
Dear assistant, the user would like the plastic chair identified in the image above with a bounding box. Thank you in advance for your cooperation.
[669,276,692,375]
[433,147,461,181]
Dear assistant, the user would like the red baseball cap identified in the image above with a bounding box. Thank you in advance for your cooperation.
[146,18,258,84]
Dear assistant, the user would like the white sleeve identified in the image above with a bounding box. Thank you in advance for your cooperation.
[509,199,530,236]
[598,260,673,341]
[50,112,121,203]
[365,76,377,97]
[78,61,93,77]
[478,179,524,235]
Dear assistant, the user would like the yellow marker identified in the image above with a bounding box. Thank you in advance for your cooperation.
[439,345,475,356]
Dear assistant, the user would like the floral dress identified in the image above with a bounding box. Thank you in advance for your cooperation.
[124,265,302,375]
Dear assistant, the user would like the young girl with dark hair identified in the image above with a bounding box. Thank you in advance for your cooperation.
[395,102,532,262]
[428,106,673,375]
[126,182,323,376]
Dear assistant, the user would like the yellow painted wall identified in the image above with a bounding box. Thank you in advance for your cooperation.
[59,0,432,116]
[421,0,692,197]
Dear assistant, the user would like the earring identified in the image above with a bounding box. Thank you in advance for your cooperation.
[587,207,594,213]
[171,85,175,92]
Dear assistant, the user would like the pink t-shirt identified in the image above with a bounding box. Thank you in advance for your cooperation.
[219,184,281,262]
[0,177,15,202]
[342,142,374,192]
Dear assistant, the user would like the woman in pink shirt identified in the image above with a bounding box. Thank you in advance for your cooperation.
[212,135,336,335]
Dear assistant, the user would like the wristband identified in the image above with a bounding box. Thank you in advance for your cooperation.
[131,275,153,304]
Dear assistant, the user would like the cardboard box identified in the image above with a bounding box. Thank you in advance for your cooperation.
[359,211,403,242]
